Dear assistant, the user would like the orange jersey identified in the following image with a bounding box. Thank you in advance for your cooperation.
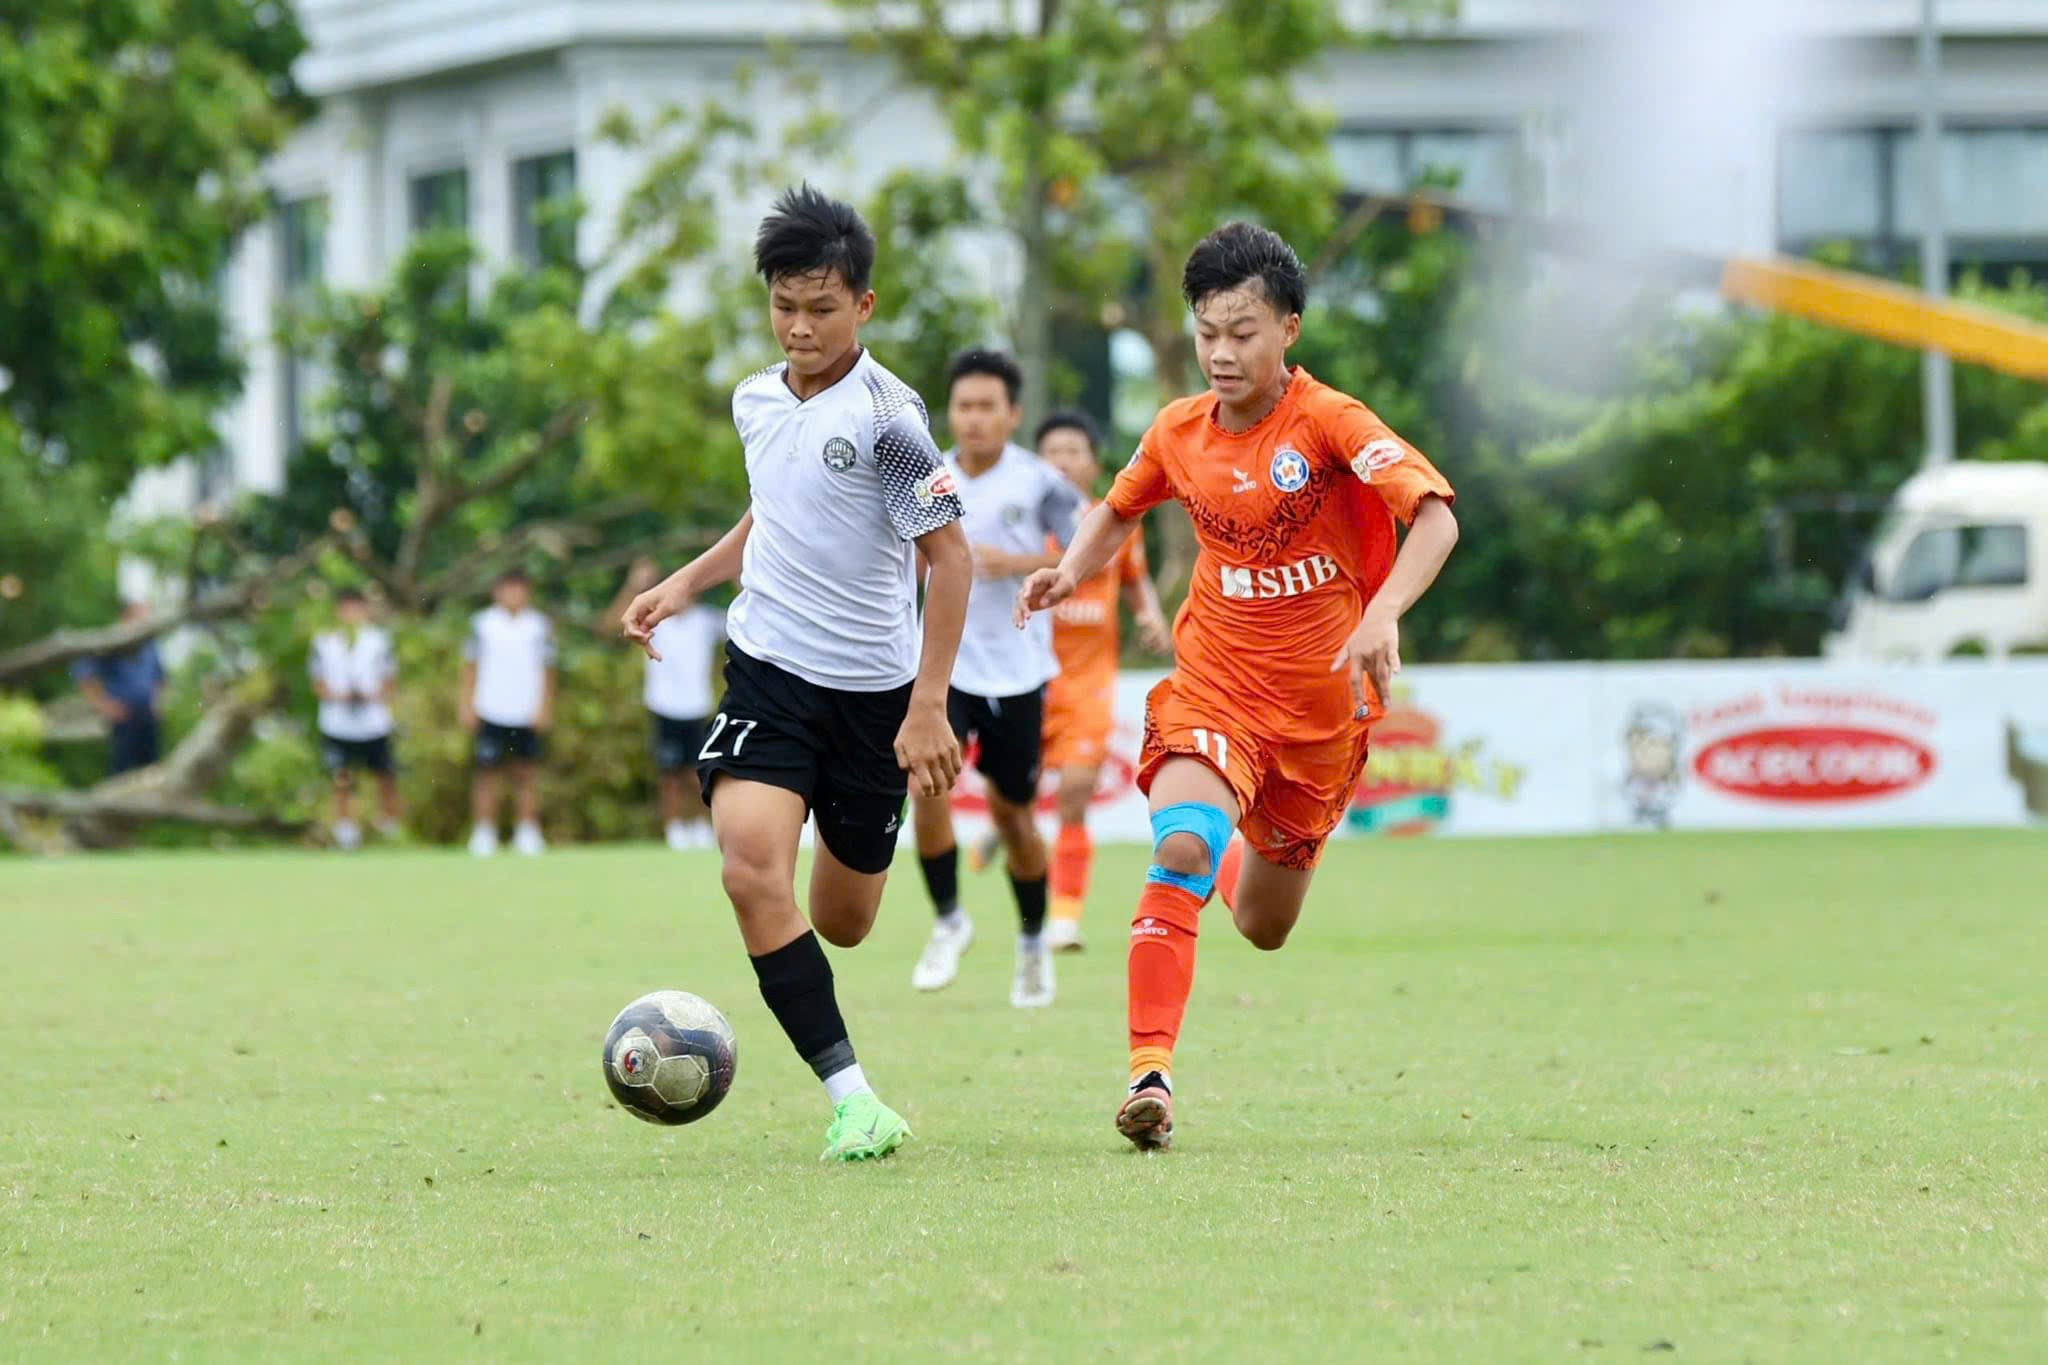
[1050,506,1149,691]
[1105,367,1454,744]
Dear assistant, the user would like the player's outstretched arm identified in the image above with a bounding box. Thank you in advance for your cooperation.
[1012,502,1138,627]
[1334,493,1459,712]
[900,521,970,798]
[621,510,754,660]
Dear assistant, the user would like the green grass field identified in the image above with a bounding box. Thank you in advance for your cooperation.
[2,830,2043,1363]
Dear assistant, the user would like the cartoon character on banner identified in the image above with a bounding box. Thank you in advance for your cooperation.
[1623,704,1684,828]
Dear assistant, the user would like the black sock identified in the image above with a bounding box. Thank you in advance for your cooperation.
[921,847,959,918]
[749,931,855,1081]
[1009,872,1048,938]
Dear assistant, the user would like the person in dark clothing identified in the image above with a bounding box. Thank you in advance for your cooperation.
[71,601,167,775]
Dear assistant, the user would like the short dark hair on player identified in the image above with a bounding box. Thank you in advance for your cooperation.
[494,567,531,588]
[1182,222,1307,317]
[946,347,1024,404]
[1034,409,1101,454]
[335,586,366,606]
[754,183,875,293]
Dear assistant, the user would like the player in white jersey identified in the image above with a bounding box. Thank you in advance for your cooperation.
[908,349,1084,1008]
[607,559,725,850]
[620,185,970,1163]
[460,569,556,857]
[310,587,401,850]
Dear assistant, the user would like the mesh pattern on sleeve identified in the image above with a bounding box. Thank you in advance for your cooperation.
[866,369,964,541]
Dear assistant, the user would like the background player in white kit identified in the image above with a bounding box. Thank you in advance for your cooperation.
[909,349,1083,1008]
[621,185,970,1163]
[460,568,556,857]
[607,558,725,850]
[310,587,401,850]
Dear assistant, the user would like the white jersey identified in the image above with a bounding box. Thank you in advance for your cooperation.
[464,605,556,727]
[310,625,396,741]
[727,350,963,691]
[645,605,724,720]
[948,444,1083,697]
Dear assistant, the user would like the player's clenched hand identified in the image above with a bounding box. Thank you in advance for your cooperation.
[895,699,962,798]
[1013,568,1076,629]
[1333,608,1400,721]
[620,576,691,660]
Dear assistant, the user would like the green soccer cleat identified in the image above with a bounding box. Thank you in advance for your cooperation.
[820,1092,911,1162]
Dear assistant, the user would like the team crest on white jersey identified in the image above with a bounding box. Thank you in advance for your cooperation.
[1270,445,1311,493]
[822,436,857,472]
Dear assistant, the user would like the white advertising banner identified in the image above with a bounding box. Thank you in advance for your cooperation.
[941,660,2048,841]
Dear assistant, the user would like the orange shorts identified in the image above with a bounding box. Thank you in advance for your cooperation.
[1136,675,1370,871]
[1042,676,1115,771]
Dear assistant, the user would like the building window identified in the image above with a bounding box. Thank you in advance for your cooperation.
[410,166,470,235]
[1331,128,1521,210]
[277,195,329,453]
[1780,126,2048,279]
[513,150,577,268]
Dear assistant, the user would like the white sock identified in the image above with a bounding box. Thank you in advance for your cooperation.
[664,820,687,837]
[822,1063,871,1105]
[1018,931,1045,951]
[334,819,361,850]
[937,908,967,932]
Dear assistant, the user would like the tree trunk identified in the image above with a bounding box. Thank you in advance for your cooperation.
[1146,298,1202,598]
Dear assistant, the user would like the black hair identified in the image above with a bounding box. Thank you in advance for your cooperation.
[1181,221,1307,317]
[335,586,367,605]
[1034,409,1102,455]
[753,183,875,294]
[494,567,531,588]
[946,347,1024,405]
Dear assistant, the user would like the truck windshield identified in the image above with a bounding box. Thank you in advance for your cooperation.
[1884,523,2030,601]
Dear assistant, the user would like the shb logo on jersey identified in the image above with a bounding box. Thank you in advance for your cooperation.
[1220,553,1338,600]
[822,436,858,472]
[1270,446,1311,493]
[1350,439,1406,483]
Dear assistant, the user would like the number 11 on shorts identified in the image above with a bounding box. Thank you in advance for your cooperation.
[1191,727,1229,774]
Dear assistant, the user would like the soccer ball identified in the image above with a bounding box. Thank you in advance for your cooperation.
[602,990,737,1126]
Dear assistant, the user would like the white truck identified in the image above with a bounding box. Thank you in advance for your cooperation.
[1826,460,2048,662]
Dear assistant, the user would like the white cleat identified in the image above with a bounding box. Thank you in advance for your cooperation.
[512,822,546,856]
[664,820,692,852]
[467,824,499,858]
[1010,939,1056,1008]
[333,819,362,852]
[911,913,975,992]
[1043,918,1084,954]
[690,821,717,850]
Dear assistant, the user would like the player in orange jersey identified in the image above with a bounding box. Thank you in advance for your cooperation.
[1015,222,1460,1150]
[1032,410,1171,952]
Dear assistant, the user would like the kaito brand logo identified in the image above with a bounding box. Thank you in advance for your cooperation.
[1219,554,1338,600]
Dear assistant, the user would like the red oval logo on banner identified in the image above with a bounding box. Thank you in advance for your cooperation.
[1692,726,1935,802]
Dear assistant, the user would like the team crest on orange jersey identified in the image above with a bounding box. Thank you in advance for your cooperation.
[1270,446,1311,493]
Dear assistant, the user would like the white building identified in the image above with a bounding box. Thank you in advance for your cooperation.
[166,0,2048,509]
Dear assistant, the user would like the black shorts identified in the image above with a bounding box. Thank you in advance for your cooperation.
[697,646,911,876]
[474,722,543,768]
[947,685,1045,806]
[321,734,395,775]
[108,713,160,775]
[651,712,710,773]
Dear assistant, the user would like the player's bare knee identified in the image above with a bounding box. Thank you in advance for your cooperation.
[719,849,781,915]
[1235,909,1291,951]
[1155,830,1212,879]
[813,913,870,949]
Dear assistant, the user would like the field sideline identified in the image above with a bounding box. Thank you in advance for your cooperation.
[2,830,2042,1363]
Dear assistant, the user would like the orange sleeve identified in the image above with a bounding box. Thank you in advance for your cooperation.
[1312,392,1455,525]
[1104,428,1171,519]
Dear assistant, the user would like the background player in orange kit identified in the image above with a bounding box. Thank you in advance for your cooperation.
[1033,410,1171,952]
[1015,222,1461,1151]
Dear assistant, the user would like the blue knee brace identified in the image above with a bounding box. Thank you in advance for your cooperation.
[1145,801,1234,900]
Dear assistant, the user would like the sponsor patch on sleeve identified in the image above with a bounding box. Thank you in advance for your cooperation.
[1349,439,1407,483]
[916,468,958,506]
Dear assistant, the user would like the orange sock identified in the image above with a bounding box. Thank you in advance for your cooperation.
[1128,881,1204,1081]
[1050,822,1092,921]
[1216,836,1246,914]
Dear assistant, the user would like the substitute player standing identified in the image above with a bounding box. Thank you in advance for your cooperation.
[311,587,402,849]
[907,349,1082,1008]
[1016,223,1459,1150]
[621,184,970,1162]
[1032,411,1171,951]
[461,569,555,857]
[607,558,725,850]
